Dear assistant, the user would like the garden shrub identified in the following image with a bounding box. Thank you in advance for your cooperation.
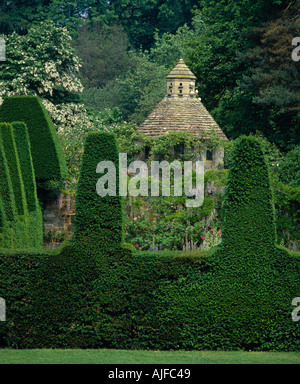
[0,134,299,351]
[74,132,124,253]
[0,128,17,223]
[0,122,43,248]
[151,135,300,350]
[0,245,84,348]
[277,145,300,187]
[0,123,27,217]
[0,131,127,348]
[0,128,18,248]
[0,95,67,181]
[0,122,32,248]
[12,121,43,247]
[0,197,6,247]
[12,122,39,213]
[271,172,300,250]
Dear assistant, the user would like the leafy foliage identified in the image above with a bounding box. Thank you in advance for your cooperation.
[75,23,133,89]
[0,96,67,181]
[74,132,124,252]
[0,122,43,248]
[0,21,83,105]
[1,134,299,351]
[0,122,27,216]
[83,51,168,124]
[277,145,300,187]
[237,2,300,148]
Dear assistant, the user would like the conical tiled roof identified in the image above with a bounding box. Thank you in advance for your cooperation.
[137,59,227,141]
[137,98,227,140]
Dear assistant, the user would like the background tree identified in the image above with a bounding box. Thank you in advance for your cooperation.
[0,20,115,181]
[0,0,51,34]
[237,1,300,148]
[181,0,298,150]
[75,22,133,89]
[82,51,168,124]
[0,0,197,47]
[0,20,83,106]
[104,0,198,50]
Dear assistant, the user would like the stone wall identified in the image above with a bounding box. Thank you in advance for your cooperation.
[42,193,75,248]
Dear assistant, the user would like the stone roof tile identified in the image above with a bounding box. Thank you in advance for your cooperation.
[137,97,228,141]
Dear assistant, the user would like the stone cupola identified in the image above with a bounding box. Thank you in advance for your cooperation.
[166,59,197,98]
[137,58,227,141]
[136,59,228,169]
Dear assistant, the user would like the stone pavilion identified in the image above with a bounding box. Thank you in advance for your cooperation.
[136,59,228,169]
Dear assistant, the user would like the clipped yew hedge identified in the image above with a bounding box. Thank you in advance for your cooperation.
[0,123,27,217]
[12,122,40,213]
[0,123,19,248]
[0,96,67,181]
[149,136,300,350]
[0,122,43,249]
[12,121,43,247]
[74,132,124,253]
[0,133,299,350]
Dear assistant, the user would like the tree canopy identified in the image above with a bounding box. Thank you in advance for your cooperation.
[0,0,299,150]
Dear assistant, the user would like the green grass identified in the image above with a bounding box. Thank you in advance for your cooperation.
[0,349,300,364]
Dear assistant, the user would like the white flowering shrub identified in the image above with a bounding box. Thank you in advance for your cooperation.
[0,21,83,102]
[0,21,117,181]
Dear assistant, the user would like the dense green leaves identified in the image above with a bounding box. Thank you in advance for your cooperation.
[0,122,43,248]
[12,122,39,212]
[0,0,197,49]
[0,96,67,181]
[0,123,27,216]
[0,125,17,223]
[0,21,83,105]
[74,132,124,252]
[76,23,132,89]
[0,0,299,352]
[1,133,299,350]
[1,0,298,151]
[195,136,299,349]
[277,146,300,187]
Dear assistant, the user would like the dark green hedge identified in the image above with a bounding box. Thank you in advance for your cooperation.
[12,122,39,213]
[0,196,6,229]
[0,246,208,349]
[0,122,43,248]
[175,136,300,350]
[74,132,124,253]
[0,96,67,181]
[221,135,277,250]
[1,244,298,351]
[0,133,299,351]
[0,123,27,217]
[12,121,43,247]
[0,127,17,223]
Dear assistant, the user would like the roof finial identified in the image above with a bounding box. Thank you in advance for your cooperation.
[166,58,196,98]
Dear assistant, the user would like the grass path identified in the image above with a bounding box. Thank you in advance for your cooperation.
[0,349,300,364]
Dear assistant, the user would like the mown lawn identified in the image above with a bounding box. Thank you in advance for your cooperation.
[0,349,300,364]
